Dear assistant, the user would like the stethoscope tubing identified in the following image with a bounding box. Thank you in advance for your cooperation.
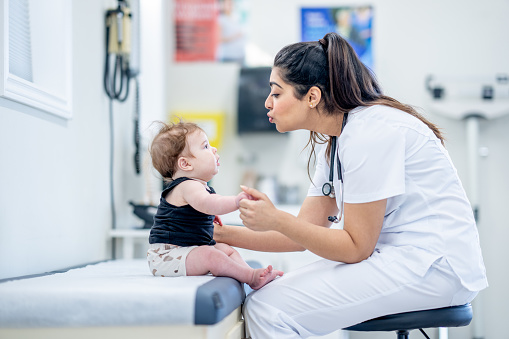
[322,113,348,197]
[323,113,348,223]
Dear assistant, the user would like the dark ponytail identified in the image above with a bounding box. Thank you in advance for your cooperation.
[273,32,444,180]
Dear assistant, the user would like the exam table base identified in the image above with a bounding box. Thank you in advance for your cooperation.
[0,307,244,339]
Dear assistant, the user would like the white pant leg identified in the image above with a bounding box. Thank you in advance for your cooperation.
[243,251,476,339]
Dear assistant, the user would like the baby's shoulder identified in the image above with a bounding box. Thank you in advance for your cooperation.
[164,178,202,205]
[178,178,207,189]
[176,178,209,198]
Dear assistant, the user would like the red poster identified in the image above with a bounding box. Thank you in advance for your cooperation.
[175,0,219,62]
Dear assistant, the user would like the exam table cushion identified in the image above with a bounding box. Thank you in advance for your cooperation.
[0,260,245,327]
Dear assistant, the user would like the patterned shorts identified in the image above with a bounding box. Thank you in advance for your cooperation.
[147,243,198,277]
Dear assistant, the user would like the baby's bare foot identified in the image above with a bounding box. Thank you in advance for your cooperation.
[249,265,284,290]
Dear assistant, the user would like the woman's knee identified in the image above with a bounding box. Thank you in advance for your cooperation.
[244,286,280,317]
[243,292,267,323]
[244,292,301,338]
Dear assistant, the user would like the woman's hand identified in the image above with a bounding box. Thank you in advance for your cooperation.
[213,220,228,243]
[238,185,279,232]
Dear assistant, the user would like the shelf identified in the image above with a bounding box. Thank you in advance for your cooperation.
[110,228,150,238]
[110,228,149,259]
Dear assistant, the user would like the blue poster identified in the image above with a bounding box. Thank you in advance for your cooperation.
[301,7,373,69]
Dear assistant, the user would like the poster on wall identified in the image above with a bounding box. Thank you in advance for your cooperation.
[174,0,219,61]
[174,0,249,63]
[301,6,373,69]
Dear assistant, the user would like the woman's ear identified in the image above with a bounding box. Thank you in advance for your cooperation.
[178,156,193,172]
[307,86,322,108]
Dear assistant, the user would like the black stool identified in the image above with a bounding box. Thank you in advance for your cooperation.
[344,304,472,339]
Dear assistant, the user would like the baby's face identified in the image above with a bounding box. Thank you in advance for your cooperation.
[186,130,220,181]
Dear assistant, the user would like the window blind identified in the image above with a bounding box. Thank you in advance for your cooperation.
[9,0,33,82]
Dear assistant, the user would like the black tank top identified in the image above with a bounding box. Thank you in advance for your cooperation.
[149,177,217,246]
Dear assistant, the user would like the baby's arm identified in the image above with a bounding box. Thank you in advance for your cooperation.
[182,180,250,215]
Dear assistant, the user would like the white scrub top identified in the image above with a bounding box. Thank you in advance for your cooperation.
[308,105,488,292]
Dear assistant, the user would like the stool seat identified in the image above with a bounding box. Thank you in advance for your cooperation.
[345,303,472,332]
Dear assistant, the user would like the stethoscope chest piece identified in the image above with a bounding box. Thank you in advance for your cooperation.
[328,215,340,223]
[322,134,340,199]
[322,182,335,198]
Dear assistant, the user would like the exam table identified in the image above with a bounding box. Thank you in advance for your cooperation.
[0,259,248,339]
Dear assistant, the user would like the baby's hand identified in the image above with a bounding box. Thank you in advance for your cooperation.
[235,192,253,207]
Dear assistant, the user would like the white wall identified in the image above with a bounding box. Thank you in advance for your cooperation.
[165,1,509,338]
[0,0,146,278]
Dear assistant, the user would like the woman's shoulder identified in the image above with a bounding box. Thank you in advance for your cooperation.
[345,105,401,132]
[350,105,432,135]
[343,106,440,159]
[350,105,409,121]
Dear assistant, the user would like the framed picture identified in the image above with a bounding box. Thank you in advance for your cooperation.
[170,112,225,149]
[301,6,373,70]
[174,0,250,64]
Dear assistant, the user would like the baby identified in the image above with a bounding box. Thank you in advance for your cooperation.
[147,121,283,289]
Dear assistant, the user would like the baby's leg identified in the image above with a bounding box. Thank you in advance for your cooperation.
[186,245,253,280]
[214,243,251,268]
[186,246,283,289]
[213,243,284,289]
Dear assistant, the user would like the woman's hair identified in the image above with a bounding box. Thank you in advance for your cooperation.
[149,120,203,182]
[273,32,444,179]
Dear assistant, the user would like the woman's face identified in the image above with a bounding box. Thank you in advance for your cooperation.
[265,68,309,133]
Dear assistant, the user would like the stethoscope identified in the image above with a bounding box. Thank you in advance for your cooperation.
[322,113,348,223]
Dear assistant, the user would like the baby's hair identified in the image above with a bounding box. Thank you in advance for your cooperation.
[149,120,203,182]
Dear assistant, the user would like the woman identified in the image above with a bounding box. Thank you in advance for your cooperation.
[214,32,487,338]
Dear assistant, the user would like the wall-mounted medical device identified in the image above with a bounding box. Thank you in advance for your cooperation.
[425,74,509,120]
[104,0,140,102]
[104,0,142,174]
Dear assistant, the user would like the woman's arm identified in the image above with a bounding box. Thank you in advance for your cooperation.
[214,225,303,252]
[214,195,339,252]
[239,186,386,263]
